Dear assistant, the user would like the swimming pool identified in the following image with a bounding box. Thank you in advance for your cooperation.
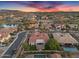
[0,24,17,28]
[63,47,78,52]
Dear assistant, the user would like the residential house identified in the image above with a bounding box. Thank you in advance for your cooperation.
[0,27,17,43]
[0,31,11,43]
[29,32,49,50]
[53,33,78,45]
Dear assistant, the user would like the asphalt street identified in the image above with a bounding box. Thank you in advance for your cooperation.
[1,31,27,58]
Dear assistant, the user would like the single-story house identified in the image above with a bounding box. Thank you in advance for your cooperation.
[29,32,49,50]
[53,33,78,45]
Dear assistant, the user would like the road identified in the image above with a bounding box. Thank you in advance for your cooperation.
[1,31,27,58]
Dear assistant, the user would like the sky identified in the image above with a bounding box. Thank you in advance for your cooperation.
[0,1,79,12]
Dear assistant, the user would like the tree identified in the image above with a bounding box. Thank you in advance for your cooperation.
[22,43,30,51]
[45,38,60,50]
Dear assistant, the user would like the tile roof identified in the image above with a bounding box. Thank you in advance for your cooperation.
[29,32,49,44]
[0,28,16,42]
[0,27,17,33]
[53,33,78,44]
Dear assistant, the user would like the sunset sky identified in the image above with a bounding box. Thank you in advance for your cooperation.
[0,1,79,12]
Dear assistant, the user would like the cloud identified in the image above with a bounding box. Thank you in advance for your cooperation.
[1,1,79,12]
[56,5,79,11]
[13,1,63,9]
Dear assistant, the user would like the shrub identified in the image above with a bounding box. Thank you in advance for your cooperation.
[22,43,36,51]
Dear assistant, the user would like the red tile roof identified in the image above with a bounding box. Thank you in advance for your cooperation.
[0,27,17,38]
[29,32,49,44]
[0,32,8,38]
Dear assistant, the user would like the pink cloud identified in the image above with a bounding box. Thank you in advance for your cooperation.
[56,5,79,11]
[20,5,79,12]
[37,5,79,12]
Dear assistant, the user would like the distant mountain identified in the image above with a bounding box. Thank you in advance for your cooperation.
[0,9,23,13]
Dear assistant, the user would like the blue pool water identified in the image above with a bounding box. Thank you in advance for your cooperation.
[63,47,78,52]
[0,24,17,28]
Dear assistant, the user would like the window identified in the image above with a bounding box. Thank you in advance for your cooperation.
[37,43,43,45]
